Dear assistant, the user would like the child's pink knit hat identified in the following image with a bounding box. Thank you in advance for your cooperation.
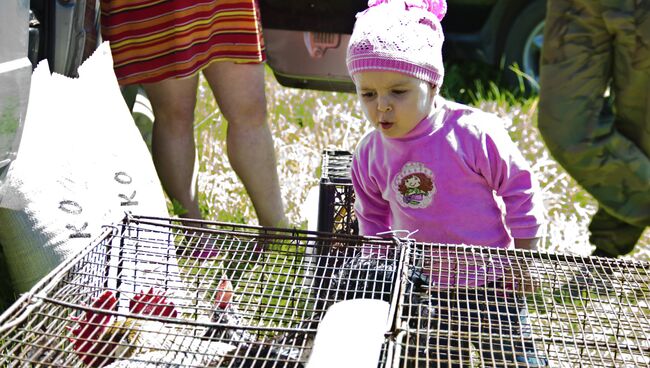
[346,0,447,86]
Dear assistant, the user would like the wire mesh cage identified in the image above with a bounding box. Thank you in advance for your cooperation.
[0,214,649,367]
[0,214,398,367]
[396,241,650,367]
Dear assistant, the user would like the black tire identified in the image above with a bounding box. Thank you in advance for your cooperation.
[502,0,546,94]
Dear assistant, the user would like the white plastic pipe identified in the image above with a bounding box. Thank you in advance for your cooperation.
[306,299,390,368]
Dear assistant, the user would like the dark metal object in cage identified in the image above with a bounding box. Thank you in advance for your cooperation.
[1,214,650,367]
[316,149,357,235]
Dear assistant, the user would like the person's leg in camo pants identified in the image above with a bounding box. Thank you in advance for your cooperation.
[538,0,650,257]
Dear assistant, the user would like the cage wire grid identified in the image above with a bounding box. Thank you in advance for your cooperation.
[0,215,400,367]
[316,149,650,367]
[0,215,648,367]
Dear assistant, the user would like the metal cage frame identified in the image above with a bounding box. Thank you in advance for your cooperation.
[0,214,648,367]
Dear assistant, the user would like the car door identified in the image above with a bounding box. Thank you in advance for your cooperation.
[0,1,31,193]
[29,0,100,77]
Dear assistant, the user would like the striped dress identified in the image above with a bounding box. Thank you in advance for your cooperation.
[100,0,266,85]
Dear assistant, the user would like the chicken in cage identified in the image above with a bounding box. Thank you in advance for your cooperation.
[0,214,649,367]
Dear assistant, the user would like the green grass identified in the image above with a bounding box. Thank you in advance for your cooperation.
[175,234,314,327]
[187,61,649,261]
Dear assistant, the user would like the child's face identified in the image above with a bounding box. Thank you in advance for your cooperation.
[355,71,436,138]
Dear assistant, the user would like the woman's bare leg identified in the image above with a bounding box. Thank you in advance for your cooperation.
[203,61,286,227]
[142,75,202,220]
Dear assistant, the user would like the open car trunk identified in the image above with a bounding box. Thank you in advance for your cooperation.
[259,0,367,92]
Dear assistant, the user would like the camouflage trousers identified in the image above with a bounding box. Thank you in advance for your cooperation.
[538,0,650,256]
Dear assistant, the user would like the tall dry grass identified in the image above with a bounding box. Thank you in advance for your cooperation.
[190,68,649,261]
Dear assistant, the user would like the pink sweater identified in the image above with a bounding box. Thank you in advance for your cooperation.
[352,98,546,286]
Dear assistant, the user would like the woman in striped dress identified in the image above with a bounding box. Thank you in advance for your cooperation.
[100,0,286,227]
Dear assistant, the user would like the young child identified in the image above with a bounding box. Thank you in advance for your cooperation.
[345,0,547,366]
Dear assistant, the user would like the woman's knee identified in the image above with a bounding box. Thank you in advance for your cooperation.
[154,101,195,125]
[223,98,268,127]
[142,78,198,128]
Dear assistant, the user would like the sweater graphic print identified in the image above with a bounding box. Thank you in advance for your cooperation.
[392,162,435,208]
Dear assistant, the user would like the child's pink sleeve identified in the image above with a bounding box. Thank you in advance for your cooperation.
[351,151,391,237]
[477,120,546,239]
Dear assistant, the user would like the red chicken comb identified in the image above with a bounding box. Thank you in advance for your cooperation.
[214,275,234,309]
[129,287,179,318]
[68,290,118,367]
[69,288,179,366]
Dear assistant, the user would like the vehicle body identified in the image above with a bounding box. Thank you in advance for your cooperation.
[24,0,546,90]
[259,0,546,92]
[0,0,546,187]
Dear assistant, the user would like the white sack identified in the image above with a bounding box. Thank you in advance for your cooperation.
[0,42,169,293]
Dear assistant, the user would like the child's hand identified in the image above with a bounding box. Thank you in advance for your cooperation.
[514,237,539,252]
[513,238,541,293]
